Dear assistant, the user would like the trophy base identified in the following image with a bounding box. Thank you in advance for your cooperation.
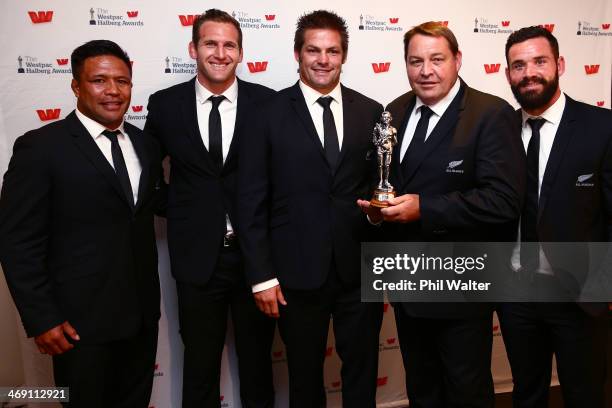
[371,189,395,208]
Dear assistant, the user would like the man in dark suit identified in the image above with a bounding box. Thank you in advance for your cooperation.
[359,22,525,407]
[498,26,611,408]
[143,9,276,408]
[0,40,162,408]
[237,10,384,408]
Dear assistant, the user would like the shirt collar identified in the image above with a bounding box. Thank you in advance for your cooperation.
[195,76,238,104]
[75,108,126,139]
[521,92,566,127]
[299,80,342,107]
[414,78,461,117]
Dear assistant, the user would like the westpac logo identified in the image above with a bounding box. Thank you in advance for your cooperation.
[324,346,334,357]
[576,173,595,187]
[379,336,400,352]
[178,14,199,26]
[28,11,53,24]
[271,349,287,364]
[473,17,512,34]
[164,56,196,75]
[247,61,268,73]
[17,55,71,74]
[36,108,61,121]
[358,13,403,32]
[383,303,390,313]
[377,377,389,387]
[153,362,164,377]
[232,11,280,29]
[325,380,342,394]
[372,62,391,73]
[88,7,144,27]
[576,21,612,37]
[596,101,605,107]
[483,63,501,74]
[539,24,555,33]
[584,64,600,75]
[126,104,146,121]
[220,395,229,407]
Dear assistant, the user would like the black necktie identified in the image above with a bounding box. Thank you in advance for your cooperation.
[317,96,340,169]
[520,118,546,270]
[102,129,134,208]
[402,105,434,178]
[208,95,225,169]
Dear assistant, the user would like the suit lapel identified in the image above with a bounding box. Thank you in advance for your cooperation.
[401,82,465,188]
[289,82,327,164]
[67,111,132,209]
[335,84,354,172]
[126,123,150,212]
[538,95,576,220]
[391,94,416,187]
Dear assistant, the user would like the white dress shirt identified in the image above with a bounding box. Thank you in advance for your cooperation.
[195,77,238,234]
[511,93,566,274]
[399,79,461,162]
[252,81,344,294]
[75,109,142,204]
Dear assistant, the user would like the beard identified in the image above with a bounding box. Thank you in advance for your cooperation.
[510,71,559,111]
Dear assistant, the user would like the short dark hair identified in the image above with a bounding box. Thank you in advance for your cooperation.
[192,9,242,49]
[71,40,131,80]
[294,10,349,57]
[403,22,460,61]
[505,26,559,64]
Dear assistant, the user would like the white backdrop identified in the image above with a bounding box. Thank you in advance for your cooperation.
[1,0,611,407]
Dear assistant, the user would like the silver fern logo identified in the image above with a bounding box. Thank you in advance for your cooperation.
[446,160,464,173]
[576,173,595,186]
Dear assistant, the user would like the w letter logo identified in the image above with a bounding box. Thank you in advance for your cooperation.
[584,65,600,75]
[389,18,399,24]
[602,23,610,30]
[28,11,53,24]
[372,62,391,73]
[56,59,68,65]
[36,109,61,121]
[178,15,199,26]
[127,11,138,18]
[265,15,275,21]
[501,21,510,27]
[539,24,555,32]
[247,61,268,73]
[483,63,501,74]
[132,106,143,112]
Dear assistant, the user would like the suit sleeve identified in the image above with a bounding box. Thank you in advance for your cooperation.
[603,126,612,241]
[0,135,64,337]
[236,104,277,286]
[419,102,525,233]
[144,92,168,217]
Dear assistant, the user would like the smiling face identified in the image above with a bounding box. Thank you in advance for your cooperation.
[405,34,461,105]
[189,21,243,94]
[71,54,132,129]
[295,28,345,94]
[506,36,564,115]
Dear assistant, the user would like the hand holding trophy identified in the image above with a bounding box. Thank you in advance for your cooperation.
[371,111,398,207]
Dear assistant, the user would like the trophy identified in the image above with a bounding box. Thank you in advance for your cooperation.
[359,14,364,30]
[17,56,24,73]
[164,57,171,73]
[370,111,398,207]
[89,8,96,25]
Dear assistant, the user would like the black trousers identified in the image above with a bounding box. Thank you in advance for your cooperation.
[53,323,158,408]
[394,307,494,408]
[498,302,608,408]
[278,269,384,408]
[177,245,276,408]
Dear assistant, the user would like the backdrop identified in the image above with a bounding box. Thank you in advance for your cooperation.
[2,0,611,407]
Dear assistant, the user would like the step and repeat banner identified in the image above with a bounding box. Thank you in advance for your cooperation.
[1,0,611,407]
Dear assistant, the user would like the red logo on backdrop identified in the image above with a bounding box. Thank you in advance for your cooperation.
[539,24,555,32]
[436,21,449,27]
[501,21,510,27]
[265,15,276,21]
[492,325,500,333]
[37,109,61,121]
[332,380,341,388]
[383,303,389,313]
[372,62,391,73]
[602,23,610,30]
[28,11,53,24]
[56,59,68,65]
[483,63,501,74]
[386,338,396,345]
[597,101,605,107]
[220,395,224,401]
[584,65,600,75]
[272,350,283,358]
[127,11,139,18]
[132,106,143,112]
[154,363,159,370]
[325,346,333,357]
[377,377,388,387]
[247,61,268,73]
[389,18,399,24]
[179,15,199,26]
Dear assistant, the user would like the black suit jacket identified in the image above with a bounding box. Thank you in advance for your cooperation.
[0,111,162,342]
[144,77,275,285]
[237,82,383,290]
[385,80,525,317]
[534,96,612,304]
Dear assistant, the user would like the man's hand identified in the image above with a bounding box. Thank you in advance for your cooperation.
[34,321,80,355]
[380,194,420,223]
[357,199,383,224]
[253,284,287,318]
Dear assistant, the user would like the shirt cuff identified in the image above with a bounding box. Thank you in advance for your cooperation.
[252,278,280,293]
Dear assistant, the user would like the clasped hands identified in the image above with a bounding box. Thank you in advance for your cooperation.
[357,193,420,223]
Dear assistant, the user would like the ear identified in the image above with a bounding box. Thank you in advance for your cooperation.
[294,49,300,63]
[455,50,462,71]
[188,41,197,60]
[71,78,79,98]
[557,55,565,77]
[505,66,511,84]
[238,47,243,64]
